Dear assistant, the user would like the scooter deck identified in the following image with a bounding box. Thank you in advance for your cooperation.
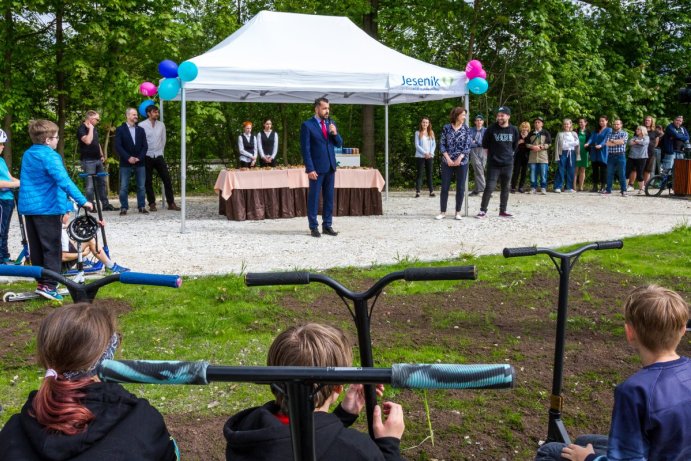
[2,288,70,302]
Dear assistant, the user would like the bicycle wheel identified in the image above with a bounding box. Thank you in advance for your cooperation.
[645,175,665,196]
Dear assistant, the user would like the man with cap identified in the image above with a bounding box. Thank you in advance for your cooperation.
[139,104,180,212]
[526,116,552,194]
[468,114,487,196]
[476,106,519,218]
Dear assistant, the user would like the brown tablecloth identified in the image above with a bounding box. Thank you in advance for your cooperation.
[214,168,385,221]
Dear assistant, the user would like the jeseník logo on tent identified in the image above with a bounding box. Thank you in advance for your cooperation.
[396,75,455,91]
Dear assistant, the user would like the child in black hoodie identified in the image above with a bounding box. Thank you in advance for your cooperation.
[224,323,405,461]
[0,303,178,460]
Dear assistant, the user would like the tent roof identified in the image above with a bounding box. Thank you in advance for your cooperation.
[181,11,467,105]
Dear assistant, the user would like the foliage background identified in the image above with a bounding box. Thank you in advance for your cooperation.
[1,0,690,187]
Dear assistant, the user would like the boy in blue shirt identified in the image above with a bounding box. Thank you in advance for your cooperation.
[18,120,92,301]
[0,129,20,264]
[535,285,690,461]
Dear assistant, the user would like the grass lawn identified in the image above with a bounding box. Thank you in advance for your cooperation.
[1,224,689,460]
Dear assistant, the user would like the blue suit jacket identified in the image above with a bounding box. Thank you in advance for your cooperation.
[300,118,343,174]
[114,123,148,167]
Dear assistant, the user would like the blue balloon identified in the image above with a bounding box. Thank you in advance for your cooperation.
[468,77,489,95]
[158,78,181,100]
[138,100,155,117]
[158,59,178,78]
[178,61,199,82]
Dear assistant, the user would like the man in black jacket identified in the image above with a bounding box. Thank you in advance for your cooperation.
[476,106,519,218]
[115,108,148,215]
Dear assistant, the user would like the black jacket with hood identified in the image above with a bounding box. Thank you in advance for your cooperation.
[224,401,403,461]
[0,382,177,461]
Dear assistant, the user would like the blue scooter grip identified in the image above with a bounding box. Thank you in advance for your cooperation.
[119,272,182,288]
[391,363,515,389]
[98,359,208,384]
[0,265,42,278]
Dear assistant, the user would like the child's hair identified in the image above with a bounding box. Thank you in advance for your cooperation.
[28,119,58,145]
[268,323,352,413]
[32,303,118,435]
[624,285,688,353]
[242,121,253,129]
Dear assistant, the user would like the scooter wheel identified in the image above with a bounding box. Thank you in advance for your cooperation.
[3,292,16,302]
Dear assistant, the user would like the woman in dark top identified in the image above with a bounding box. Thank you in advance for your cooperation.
[642,115,659,187]
[436,107,472,220]
[511,121,531,193]
[238,121,257,168]
[0,303,178,460]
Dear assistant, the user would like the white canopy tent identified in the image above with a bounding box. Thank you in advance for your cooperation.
[172,10,469,232]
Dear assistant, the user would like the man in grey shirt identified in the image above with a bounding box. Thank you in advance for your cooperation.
[139,105,179,211]
[468,114,487,196]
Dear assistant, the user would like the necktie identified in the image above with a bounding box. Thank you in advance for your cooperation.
[321,120,327,139]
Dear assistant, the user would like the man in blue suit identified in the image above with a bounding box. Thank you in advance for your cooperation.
[115,107,148,215]
[301,98,343,237]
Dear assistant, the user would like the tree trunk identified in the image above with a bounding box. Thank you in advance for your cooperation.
[467,0,481,62]
[55,2,67,157]
[362,0,379,167]
[2,7,14,169]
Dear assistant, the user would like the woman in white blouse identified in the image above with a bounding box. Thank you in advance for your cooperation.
[238,121,257,168]
[256,118,279,167]
[553,118,580,193]
[414,117,436,198]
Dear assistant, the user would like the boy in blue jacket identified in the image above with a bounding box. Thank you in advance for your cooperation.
[0,129,20,264]
[18,120,92,300]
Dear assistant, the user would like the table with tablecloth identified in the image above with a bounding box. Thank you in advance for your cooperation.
[214,168,385,221]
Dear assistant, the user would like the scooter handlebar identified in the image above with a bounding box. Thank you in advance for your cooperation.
[595,240,623,250]
[391,363,514,389]
[403,266,477,281]
[78,172,109,178]
[119,272,182,288]
[245,272,310,286]
[99,360,208,384]
[0,265,43,279]
[503,247,538,258]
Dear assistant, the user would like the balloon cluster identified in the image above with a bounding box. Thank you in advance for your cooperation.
[137,59,200,115]
[465,60,488,95]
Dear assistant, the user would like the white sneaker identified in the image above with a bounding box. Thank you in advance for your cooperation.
[455,212,462,220]
[554,189,561,193]
[435,213,445,220]
[530,188,537,194]
[626,185,634,192]
[540,188,547,195]
[568,189,576,193]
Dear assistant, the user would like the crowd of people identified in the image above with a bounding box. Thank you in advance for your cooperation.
[415,110,690,219]
[0,285,688,460]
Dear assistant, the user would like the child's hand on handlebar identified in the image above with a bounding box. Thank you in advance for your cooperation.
[83,202,94,211]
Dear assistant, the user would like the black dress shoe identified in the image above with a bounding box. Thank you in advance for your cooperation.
[119,209,127,216]
[138,208,149,214]
[102,204,117,211]
[310,228,321,238]
[322,226,338,236]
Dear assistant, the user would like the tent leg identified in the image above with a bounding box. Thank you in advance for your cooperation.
[385,103,389,201]
[464,95,470,217]
[180,87,188,234]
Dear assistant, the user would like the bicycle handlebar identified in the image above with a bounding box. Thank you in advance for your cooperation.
[119,272,182,288]
[503,240,623,259]
[245,272,310,286]
[98,360,515,390]
[78,172,109,178]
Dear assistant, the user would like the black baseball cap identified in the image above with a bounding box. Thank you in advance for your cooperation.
[534,116,544,122]
[474,114,484,120]
[497,106,511,115]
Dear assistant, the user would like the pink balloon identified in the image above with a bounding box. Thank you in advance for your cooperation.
[139,82,157,97]
[465,60,483,73]
[476,69,487,79]
[466,68,481,79]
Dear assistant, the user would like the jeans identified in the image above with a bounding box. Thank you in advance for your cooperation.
[530,163,548,189]
[554,151,576,190]
[439,162,468,213]
[469,148,487,193]
[0,199,15,260]
[606,154,626,193]
[415,157,434,193]
[480,163,513,213]
[81,159,111,206]
[534,434,608,461]
[119,165,146,210]
[145,156,175,206]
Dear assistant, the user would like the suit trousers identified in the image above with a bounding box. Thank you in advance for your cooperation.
[145,156,175,206]
[307,169,335,230]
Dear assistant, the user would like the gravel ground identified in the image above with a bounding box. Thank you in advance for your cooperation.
[6,190,690,277]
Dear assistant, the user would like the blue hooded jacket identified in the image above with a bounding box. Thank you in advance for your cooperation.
[18,144,87,216]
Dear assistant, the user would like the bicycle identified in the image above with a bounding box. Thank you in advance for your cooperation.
[503,241,623,444]
[645,153,676,196]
